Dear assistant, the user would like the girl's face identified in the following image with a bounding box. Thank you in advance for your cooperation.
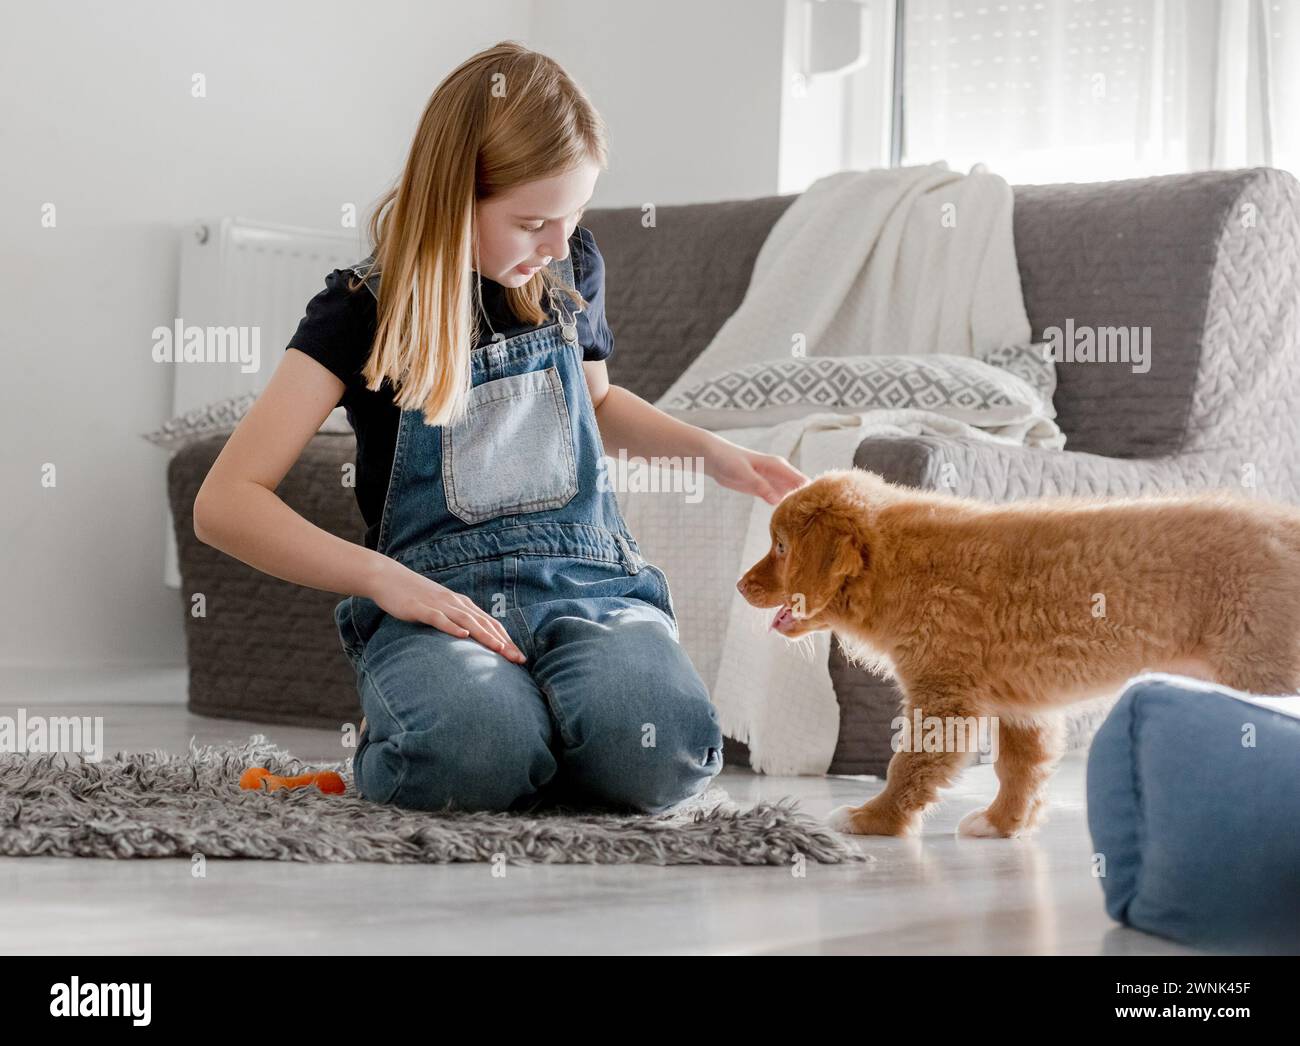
[474,159,600,287]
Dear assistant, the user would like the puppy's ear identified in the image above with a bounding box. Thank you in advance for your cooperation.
[785,516,866,618]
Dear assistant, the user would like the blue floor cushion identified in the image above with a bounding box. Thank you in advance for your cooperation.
[1087,673,1300,953]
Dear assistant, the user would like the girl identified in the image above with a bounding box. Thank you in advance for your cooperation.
[193,41,806,816]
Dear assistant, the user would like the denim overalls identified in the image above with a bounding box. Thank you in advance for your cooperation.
[332,249,723,814]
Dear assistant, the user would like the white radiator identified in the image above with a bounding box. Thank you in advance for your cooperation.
[164,217,363,588]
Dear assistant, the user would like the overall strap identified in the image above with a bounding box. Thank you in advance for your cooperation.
[347,255,382,302]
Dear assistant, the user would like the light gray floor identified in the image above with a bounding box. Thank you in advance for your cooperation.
[0,667,1196,955]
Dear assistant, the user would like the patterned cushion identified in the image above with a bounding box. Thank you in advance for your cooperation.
[142,393,352,453]
[979,341,1057,403]
[659,344,1056,431]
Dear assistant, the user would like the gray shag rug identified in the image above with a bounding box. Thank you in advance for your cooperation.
[0,735,866,865]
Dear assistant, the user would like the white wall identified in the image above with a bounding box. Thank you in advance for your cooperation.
[0,0,788,671]
[530,0,786,205]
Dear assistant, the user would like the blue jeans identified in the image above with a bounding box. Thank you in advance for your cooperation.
[336,554,723,814]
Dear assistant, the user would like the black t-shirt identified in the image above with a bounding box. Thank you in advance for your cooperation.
[286,225,615,551]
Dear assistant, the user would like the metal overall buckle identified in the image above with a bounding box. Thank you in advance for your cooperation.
[547,286,582,345]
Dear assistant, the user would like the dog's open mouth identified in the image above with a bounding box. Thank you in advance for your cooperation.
[771,604,798,633]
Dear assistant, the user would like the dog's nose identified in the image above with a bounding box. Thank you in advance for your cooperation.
[736,577,749,595]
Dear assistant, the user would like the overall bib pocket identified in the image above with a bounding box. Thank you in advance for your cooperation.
[441,365,579,525]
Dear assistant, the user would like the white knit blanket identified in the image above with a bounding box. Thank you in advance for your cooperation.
[657,162,1031,405]
[620,164,1043,775]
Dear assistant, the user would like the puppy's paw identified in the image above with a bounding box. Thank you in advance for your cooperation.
[957,806,1042,838]
[825,804,860,833]
[957,808,1005,837]
[826,802,916,837]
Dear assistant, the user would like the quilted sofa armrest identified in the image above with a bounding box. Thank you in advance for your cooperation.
[1010,167,1300,489]
[1011,168,1300,467]
[852,436,1255,500]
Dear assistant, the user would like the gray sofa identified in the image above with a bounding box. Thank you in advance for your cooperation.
[169,167,1300,775]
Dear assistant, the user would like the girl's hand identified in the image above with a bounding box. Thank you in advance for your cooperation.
[369,560,527,663]
[705,439,809,505]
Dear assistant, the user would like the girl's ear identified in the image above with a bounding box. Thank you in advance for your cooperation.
[785,518,866,619]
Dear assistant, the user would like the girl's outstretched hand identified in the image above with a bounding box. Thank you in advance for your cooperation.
[705,440,809,505]
[368,559,527,663]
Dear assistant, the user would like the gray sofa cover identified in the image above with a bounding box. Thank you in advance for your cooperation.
[169,167,1300,775]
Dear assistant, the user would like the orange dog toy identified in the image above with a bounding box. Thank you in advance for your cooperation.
[240,766,346,795]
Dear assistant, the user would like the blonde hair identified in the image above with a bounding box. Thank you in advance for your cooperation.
[350,41,608,427]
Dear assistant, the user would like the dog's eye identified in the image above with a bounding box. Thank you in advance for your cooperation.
[775,540,786,556]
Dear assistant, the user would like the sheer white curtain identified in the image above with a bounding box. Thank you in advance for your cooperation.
[901,0,1299,182]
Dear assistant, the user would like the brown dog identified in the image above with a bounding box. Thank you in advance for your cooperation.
[736,468,1300,837]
